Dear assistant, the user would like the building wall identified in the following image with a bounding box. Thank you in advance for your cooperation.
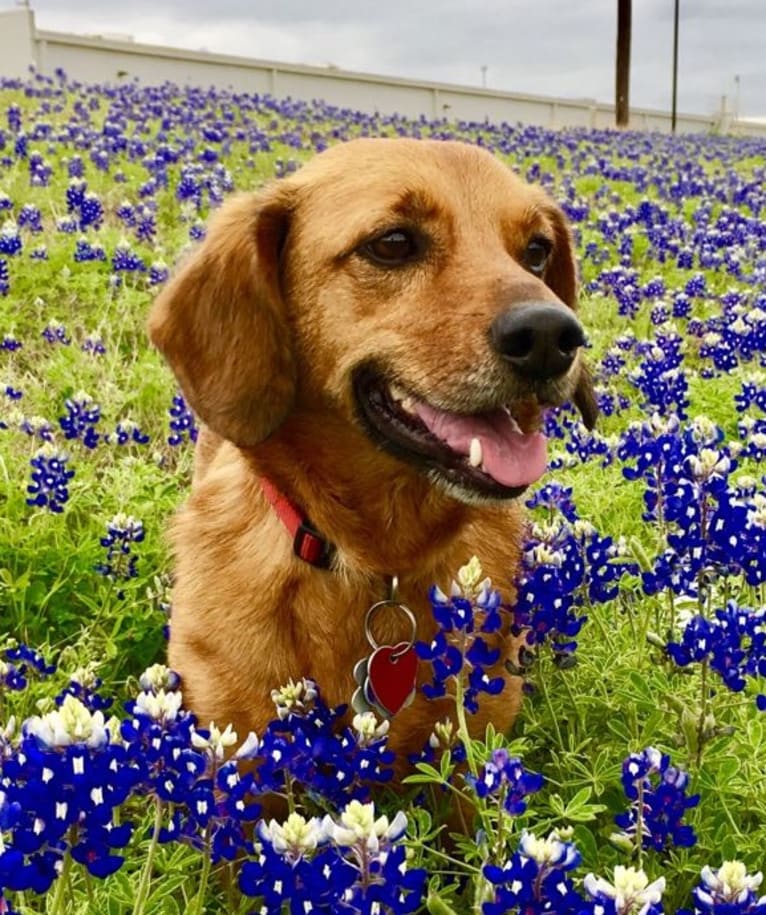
[2,8,765,137]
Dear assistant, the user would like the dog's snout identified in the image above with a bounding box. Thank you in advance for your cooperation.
[490,303,586,381]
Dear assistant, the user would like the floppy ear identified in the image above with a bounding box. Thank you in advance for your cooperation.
[148,187,295,447]
[543,204,599,431]
[542,203,578,310]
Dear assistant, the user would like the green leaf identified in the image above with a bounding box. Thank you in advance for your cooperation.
[426,894,461,915]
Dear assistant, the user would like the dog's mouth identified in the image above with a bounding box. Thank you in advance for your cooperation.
[353,366,550,499]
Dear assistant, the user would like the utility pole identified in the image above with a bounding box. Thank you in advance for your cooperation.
[671,0,680,133]
[616,0,631,127]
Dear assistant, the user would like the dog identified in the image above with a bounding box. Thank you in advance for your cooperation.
[148,138,596,767]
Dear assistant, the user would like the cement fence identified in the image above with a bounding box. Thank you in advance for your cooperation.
[2,7,764,137]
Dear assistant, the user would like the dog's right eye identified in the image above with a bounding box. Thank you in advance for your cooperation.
[362,229,419,266]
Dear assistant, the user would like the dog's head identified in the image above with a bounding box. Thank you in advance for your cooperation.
[149,138,597,502]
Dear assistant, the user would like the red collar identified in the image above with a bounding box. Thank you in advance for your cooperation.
[260,476,335,569]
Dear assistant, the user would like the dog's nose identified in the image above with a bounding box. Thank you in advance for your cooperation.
[490,303,586,381]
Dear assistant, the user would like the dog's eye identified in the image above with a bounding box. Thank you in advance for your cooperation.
[363,229,419,266]
[524,238,552,275]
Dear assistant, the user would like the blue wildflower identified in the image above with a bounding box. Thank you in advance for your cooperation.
[58,391,100,448]
[26,445,75,513]
[614,747,699,853]
[168,392,198,446]
[95,513,145,584]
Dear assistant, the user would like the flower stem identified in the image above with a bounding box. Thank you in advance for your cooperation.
[190,827,213,915]
[50,849,73,915]
[132,796,164,915]
[453,675,478,778]
[635,781,645,870]
[695,658,709,769]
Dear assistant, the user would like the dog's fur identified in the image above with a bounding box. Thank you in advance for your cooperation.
[149,138,595,765]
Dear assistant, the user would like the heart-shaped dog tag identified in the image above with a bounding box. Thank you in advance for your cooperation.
[366,641,418,717]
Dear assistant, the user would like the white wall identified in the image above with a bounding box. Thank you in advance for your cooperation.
[3,8,765,137]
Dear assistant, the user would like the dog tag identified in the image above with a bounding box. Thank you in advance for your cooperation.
[365,641,418,717]
[352,584,418,720]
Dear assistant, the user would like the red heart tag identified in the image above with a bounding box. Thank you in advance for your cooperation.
[366,641,418,716]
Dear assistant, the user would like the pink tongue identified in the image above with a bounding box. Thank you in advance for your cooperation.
[413,402,547,488]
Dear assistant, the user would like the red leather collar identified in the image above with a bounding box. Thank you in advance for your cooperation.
[260,477,334,569]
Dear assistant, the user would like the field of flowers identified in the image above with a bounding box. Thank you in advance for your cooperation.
[1,67,765,914]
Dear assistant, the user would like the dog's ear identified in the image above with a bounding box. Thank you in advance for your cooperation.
[148,187,296,447]
[543,203,578,310]
[543,204,599,431]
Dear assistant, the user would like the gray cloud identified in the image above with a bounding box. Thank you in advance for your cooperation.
[2,0,763,117]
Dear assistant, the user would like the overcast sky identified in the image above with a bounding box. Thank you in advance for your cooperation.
[3,1,764,118]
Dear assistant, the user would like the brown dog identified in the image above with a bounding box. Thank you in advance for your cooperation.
[148,138,596,765]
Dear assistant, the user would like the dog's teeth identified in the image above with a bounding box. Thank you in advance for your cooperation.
[389,384,407,402]
[401,396,415,413]
[469,437,483,468]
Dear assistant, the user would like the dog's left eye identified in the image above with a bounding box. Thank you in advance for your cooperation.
[524,238,552,275]
[362,229,419,266]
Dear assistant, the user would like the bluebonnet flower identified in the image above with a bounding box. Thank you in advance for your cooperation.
[685,273,708,297]
[16,204,42,233]
[59,391,101,448]
[112,239,146,273]
[241,802,425,914]
[526,481,579,522]
[416,558,508,713]
[18,414,54,442]
[627,333,688,418]
[0,259,8,296]
[28,244,47,260]
[468,749,543,814]
[55,666,113,713]
[95,513,145,584]
[115,200,135,225]
[0,222,21,256]
[256,679,395,804]
[26,445,75,512]
[6,104,21,132]
[681,860,766,914]
[0,334,21,351]
[583,866,666,915]
[149,261,169,285]
[41,319,71,345]
[1,695,138,893]
[189,220,207,241]
[163,721,263,862]
[2,384,21,401]
[77,192,104,230]
[106,419,150,446]
[511,518,605,664]
[65,177,87,212]
[56,215,78,234]
[81,332,106,355]
[176,168,202,207]
[1,641,55,691]
[614,747,699,853]
[28,152,52,186]
[735,374,766,413]
[74,237,107,263]
[483,830,584,915]
[134,207,156,242]
[67,155,84,178]
[407,717,467,768]
[168,392,198,446]
[667,601,766,706]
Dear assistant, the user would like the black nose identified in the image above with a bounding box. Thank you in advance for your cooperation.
[490,303,586,381]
